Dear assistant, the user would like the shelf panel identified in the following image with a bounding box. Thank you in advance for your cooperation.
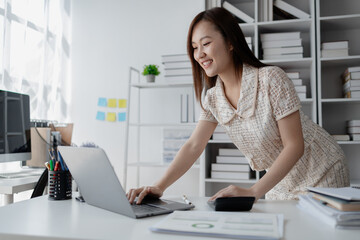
[321,98,360,103]
[205,178,257,184]
[261,58,313,68]
[129,123,197,127]
[258,19,312,32]
[320,55,360,67]
[208,140,232,144]
[320,14,360,30]
[128,162,200,168]
[337,141,360,145]
[132,82,193,89]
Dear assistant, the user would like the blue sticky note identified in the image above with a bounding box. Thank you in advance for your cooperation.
[118,112,126,122]
[96,111,105,121]
[98,98,107,107]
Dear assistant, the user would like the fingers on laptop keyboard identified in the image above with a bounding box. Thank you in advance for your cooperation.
[127,187,144,204]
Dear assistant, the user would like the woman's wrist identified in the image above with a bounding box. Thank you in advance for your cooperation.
[249,185,263,200]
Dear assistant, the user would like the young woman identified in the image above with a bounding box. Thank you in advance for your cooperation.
[127,7,349,204]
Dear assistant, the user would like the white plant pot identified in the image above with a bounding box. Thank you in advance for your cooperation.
[146,74,155,83]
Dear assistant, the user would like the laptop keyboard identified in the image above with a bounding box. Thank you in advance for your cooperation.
[131,203,164,214]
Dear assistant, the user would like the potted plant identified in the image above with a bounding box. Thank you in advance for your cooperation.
[142,64,160,82]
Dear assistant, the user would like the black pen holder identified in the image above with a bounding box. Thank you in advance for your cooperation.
[48,170,72,200]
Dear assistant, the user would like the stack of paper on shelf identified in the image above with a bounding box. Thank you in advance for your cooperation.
[260,32,303,60]
[321,41,349,58]
[211,148,251,180]
[273,0,310,20]
[342,66,360,98]
[162,54,193,83]
[286,71,307,100]
[162,128,193,163]
[180,92,200,123]
[150,211,284,240]
[222,1,254,23]
[331,134,350,141]
[347,120,360,141]
[298,187,360,228]
[212,125,230,141]
[246,36,252,51]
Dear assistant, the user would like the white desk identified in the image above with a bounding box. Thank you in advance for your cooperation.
[0,176,41,205]
[0,194,359,240]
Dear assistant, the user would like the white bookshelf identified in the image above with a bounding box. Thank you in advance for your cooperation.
[202,0,316,197]
[316,0,360,185]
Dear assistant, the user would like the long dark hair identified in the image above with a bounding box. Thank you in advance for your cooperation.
[187,7,267,107]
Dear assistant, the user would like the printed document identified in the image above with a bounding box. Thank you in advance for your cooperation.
[150,211,283,240]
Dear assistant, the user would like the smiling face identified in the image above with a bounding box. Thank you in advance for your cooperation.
[191,20,234,78]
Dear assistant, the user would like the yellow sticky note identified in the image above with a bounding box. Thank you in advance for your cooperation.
[106,112,116,122]
[118,99,127,108]
[108,99,117,108]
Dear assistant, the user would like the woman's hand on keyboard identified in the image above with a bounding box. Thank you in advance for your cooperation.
[126,186,163,205]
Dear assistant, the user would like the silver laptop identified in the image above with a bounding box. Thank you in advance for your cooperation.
[58,146,194,218]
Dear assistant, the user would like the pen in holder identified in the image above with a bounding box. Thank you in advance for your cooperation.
[48,170,72,200]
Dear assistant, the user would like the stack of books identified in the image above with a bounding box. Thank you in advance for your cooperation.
[321,41,349,58]
[342,66,360,98]
[298,187,360,228]
[212,126,230,141]
[211,148,250,180]
[162,54,192,83]
[162,128,193,163]
[331,134,350,141]
[347,120,360,141]
[286,72,306,100]
[260,32,303,60]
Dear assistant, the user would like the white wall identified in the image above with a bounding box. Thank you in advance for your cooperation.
[71,0,204,196]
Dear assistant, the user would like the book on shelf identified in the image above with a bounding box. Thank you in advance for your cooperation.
[216,155,248,164]
[347,127,360,134]
[222,1,254,23]
[321,41,349,50]
[262,39,302,49]
[163,61,191,69]
[268,0,273,21]
[286,72,300,79]
[343,72,360,81]
[164,68,192,76]
[344,91,360,98]
[273,0,310,19]
[162,54,189,63]
[211,171,250,180]
[212,132,231,140]
[343,66,360,76]
[343,80,360,89]
[321,49,349,58]
[260,32,301,42]
[297,92,306,100]
[294,85,306,93]
[350,134,360,141]
[164,75,193,83]
[211,163,250,172]
[291,79,303,86]
[347,120,360,127]
[263,53,303,60]
[344,86,360,93]
[263,46,303,55]
[331,135,350,141]
[218,148,244,157]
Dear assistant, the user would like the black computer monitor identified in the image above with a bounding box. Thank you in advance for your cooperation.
[0,90,31,163]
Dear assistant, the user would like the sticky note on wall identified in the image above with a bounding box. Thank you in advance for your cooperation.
[98,98,107,107]
[108,99,117,108]
[106,112,116,122]
[118,112,126,122]
[96,111,105,121]
[118,99,127,108]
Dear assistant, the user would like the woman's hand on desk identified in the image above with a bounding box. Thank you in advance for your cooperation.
[126,186,163,204]
[208,185,257,202]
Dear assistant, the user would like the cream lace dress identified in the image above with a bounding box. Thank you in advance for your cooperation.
[200,63,350,200]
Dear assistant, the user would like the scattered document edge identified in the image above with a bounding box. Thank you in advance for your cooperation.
[150,211,284,240]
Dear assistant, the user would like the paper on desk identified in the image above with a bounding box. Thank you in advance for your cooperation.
[150,211,283,240]
[306,187,360,201]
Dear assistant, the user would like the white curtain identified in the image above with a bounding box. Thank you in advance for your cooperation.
[0,0,71,122]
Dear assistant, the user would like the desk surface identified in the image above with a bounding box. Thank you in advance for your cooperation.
[0,176,40,194]
[0,194,359,240]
